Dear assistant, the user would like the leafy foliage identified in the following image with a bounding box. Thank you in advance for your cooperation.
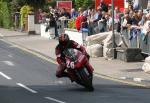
[16,0,46,8]
[68,19,76,29]
[75,0,92,9]
[20,5,33,26]
[0,2,11,28]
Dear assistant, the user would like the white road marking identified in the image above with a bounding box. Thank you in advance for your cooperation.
[2,61,15,66]
[45,97,66,103]
[16,83,38,93]
[0,72,12,80]
[8,55,13,58]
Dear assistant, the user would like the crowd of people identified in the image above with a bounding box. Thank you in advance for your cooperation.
[37,0,150,44]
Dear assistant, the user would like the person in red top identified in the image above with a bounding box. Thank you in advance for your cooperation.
[55,33,93,80]
[75,8,88,31]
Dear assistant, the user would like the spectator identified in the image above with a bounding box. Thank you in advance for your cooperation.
[93,8,102,23]
[133,0,141,10]
[114,7,120,23]
[141,13,150,35]
[128,4,134,17]
[114,6,121,32]
[106,10,113,31]
[60,8,71,19]
[81,11,88,29]
[98,11,107,32]
[49,6,55,15]
[45,13,58,39]
[92,9,103,33]
[75,8,84,31]
[131,10,140,26]
[99,0,108,12]
[88,9,97,34]
[71,8,78,19]
[37,8,44,23]
[122,14,132,29]
[138,10,146,26]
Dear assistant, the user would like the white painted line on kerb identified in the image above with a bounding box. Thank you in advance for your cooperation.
[0,72,12,80]
[17,83,38,94]
[133,78,143,82]
[0,33,4,37]
[45,97,66,103]
[120,77,127,80]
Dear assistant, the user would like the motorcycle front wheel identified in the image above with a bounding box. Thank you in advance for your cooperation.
[76,68,94,91]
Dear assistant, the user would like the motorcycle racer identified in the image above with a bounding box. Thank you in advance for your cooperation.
[55,33,94,79]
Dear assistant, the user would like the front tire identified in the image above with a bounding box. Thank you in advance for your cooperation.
[76,68,94,91]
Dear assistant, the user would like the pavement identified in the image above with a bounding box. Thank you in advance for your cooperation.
[0,28,150,87]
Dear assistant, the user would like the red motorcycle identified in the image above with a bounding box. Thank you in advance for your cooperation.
[63,48,94,91]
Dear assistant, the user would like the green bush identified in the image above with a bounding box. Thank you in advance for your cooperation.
[1,2,11,29]
[75,0,93,9]
[20,5,33,27]
[0,2,3,27]
[68,19,76,29]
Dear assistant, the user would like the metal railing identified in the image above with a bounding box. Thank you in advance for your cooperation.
[122,28,150,55]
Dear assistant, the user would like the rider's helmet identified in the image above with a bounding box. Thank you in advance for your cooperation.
[58,33,70,45]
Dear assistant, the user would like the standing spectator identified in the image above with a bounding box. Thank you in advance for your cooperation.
[99,0,108,12]
[133,0,141,10]
[59,8,71,28]
[60,8,71,19]
[98,11,107,32]
[93,8,102,23]
[106,10,113,31]
[81,11,88,29]
[114,6,121,32]
[75,7,84,31]
[92,9,103,33]
[37,8,43,23]
[128,4,134,17]
[138,10,145,25]
[49,6,55,14]
[131,10,140,26]
[129,10,141,41]
[122,14,132,29]
[88,9,97,34]
[45,13,58,39]
[114,7,120,23]
[71,8,78,19]
[14,8,20,30]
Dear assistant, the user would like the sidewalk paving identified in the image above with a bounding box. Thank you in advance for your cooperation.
[0,28,150,87]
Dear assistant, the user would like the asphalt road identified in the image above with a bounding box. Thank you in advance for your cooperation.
[0,39,150,103]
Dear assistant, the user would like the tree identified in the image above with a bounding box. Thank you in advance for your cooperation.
[16,0,46,8]
[75,0,93,10]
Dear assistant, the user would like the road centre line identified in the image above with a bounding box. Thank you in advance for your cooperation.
[2,61,15,66]
[16,83,38,94]
[0,72,12,80]
[45,97,66,103]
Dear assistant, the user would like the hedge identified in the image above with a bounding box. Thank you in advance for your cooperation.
[0,2,11,29]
